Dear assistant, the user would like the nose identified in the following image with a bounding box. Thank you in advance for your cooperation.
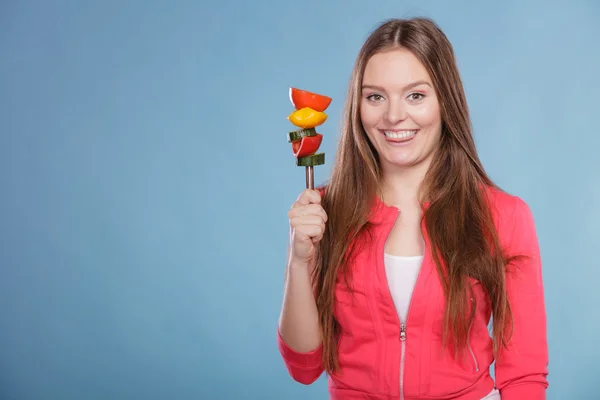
[384,97,407,124]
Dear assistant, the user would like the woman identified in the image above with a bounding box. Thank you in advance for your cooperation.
[277,17,548,400]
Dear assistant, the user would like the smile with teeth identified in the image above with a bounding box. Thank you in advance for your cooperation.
[383,129,419,141]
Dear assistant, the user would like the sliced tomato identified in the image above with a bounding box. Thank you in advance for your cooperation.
[289,87,332,112]
[292,133,323,158]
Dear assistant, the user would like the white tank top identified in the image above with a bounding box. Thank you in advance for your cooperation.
[384,253,423,323]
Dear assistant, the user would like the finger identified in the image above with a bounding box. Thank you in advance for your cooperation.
[311,228,325,243]
[293,223,325,240]
[288,204,328,222]
[290,215,326,229]
[311,224,325,243]
[293,189,321,208]
[301,204,328,222]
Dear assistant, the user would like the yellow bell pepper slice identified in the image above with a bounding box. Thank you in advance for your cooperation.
[288,107,328,129]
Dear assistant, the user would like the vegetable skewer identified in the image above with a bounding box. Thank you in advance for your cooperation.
[287,87,332,189]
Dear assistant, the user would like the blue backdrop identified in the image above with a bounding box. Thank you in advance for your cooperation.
[1,1,599,399]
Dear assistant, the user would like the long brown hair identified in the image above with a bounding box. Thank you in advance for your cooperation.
[312,17,515,374]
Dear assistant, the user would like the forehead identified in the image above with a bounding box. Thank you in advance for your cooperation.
[362,48,432,87]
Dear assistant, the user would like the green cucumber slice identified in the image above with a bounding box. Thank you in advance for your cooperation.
[288,128,317,142]
[296,153,325,166]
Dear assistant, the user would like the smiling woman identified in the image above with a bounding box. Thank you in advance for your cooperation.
[277,17,548,400]
[361,49,442,169]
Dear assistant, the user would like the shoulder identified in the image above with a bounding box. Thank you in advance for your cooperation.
[483,185,537,238]
[484,185,532,218]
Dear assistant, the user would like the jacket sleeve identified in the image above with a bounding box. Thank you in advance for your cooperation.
[495,197,549,399]
[277,328,324,384]
[278,184,327,385]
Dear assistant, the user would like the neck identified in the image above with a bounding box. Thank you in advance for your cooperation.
[380,160,431,209]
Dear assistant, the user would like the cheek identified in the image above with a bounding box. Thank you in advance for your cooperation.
[410,102,441,128]
[360,104,381,129]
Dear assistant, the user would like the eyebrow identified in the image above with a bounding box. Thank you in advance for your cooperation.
[362,80,432,92]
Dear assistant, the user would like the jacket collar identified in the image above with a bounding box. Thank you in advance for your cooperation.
[367,194,431,224]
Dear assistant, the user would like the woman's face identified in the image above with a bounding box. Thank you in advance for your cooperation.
[360,47,443,172]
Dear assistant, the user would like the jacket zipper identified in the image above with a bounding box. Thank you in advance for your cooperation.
[381,207,425,400]
[398,240,426,400]
[467,300,479,372]
[399,323,407,400]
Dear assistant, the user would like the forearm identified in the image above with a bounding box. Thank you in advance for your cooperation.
[278,258,322,352]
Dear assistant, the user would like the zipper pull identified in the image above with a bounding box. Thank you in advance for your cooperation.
[400,323,407,341]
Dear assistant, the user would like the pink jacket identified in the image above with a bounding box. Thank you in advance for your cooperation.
[278,187,549,399]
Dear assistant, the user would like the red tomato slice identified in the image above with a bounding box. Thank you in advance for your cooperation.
[289,88,332,112]
[292,133,323,158]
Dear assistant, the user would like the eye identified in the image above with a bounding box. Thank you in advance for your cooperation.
[366,94,385,102]
[408,92,425,101]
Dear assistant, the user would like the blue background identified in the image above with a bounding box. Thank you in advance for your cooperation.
[1,1,599,399]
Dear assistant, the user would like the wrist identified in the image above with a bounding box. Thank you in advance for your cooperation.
[288,258,312,271]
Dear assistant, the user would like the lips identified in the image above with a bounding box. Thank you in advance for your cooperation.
[380,129,419,142]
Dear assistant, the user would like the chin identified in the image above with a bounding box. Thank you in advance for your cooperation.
[383,146,420,162]
[383,156,419,169]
